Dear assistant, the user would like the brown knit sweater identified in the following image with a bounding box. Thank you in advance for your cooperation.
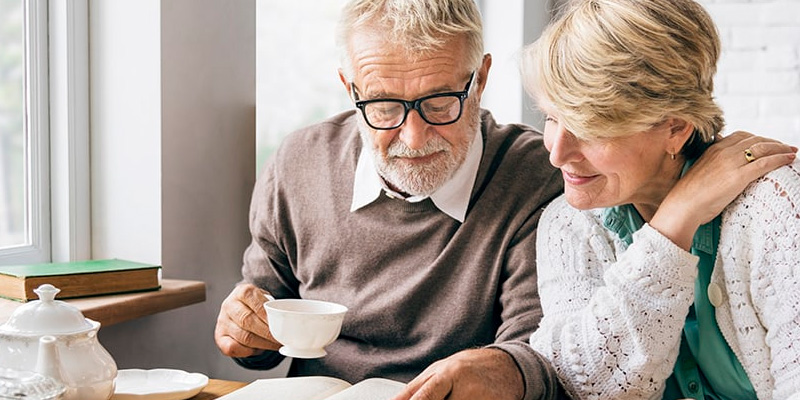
[236,109,564,400]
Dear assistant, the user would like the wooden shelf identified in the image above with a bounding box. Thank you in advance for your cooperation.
[0,279,206,327]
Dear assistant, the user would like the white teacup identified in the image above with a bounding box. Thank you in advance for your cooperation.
[264,298,348,359]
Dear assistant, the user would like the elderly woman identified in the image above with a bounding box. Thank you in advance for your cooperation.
[522,0,799,399]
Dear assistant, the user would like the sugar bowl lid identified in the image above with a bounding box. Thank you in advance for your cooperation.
[0,284,94,335]
[0,367,65,400]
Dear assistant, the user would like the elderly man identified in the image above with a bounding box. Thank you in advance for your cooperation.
[214,1,563,399]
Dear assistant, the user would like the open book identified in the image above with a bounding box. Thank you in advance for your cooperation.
[217,376,406,400]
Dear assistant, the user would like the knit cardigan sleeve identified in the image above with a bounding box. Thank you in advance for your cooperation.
[529,196,699,400]
[717,161,800,400]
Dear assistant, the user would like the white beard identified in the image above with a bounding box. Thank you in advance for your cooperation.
[358,109,480,197]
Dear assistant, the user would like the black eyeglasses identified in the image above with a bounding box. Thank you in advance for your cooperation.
[351,71,475,130]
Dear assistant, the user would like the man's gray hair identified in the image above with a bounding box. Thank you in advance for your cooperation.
[336,0,484,79]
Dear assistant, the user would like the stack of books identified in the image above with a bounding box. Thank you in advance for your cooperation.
[0,259,162,302]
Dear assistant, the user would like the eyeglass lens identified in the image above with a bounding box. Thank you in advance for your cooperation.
[363,96,462,129]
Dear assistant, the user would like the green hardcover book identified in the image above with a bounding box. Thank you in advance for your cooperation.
[0,259,162,302]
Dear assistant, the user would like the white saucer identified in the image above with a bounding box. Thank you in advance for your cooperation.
[111,368,209,400]
[279,346,328,359]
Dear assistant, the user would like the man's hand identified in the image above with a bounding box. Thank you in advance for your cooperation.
[391,348,525,400]
[214,283,282,358]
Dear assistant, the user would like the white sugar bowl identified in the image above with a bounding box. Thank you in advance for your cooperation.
[0,284,117,400]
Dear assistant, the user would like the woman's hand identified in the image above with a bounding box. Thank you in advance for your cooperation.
[651,131,797,250]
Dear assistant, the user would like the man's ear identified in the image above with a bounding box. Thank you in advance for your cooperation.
[338,68,352,99]
[474,53,492,99]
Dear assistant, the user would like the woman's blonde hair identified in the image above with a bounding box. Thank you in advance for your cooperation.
[336,0,484,79]
[522,0,724,156]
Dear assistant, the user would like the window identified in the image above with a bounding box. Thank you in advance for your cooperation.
[256,0,351,172]
[255,0,552,172]
[0,0,26,249]
[0,0,49,264]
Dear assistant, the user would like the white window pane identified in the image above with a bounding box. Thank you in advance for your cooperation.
[0,0,26,250]
[256,0,351,172]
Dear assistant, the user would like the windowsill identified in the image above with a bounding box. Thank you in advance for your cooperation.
[0,279,206,326]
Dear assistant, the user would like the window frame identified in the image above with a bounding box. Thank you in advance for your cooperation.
[48,0,91,262]
[0,0,90,265]
[0,0,50,264]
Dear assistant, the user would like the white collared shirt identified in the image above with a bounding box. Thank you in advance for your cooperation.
[350,132,483,223]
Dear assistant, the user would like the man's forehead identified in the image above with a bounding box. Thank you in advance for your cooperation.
[355,68,466,98]
[347,31,470,97]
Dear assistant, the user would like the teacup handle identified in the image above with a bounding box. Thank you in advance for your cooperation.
[264,293,276,302]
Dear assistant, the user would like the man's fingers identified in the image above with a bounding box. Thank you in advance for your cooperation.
[214,314,256,357]
[392,372,431,400]
[233,283,271,316]
[215,333,261,358]
[228,294,265,327]
[214,284,283,358]
[225,312,278,348]
[225,296,280,346]
[408,373,452,400]
[215,307,279,356]
[393,349,524,400]
[392,371,441,400]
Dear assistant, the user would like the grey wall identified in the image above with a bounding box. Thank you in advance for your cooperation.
[521,0,556,130]
[90,0,280,382]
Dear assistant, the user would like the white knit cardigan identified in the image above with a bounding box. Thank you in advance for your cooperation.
[530,160,800,400]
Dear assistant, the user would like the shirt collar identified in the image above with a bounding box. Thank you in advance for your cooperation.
[602,204,643,246]
[350,132,483,223]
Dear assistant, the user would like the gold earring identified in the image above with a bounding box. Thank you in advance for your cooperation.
[670,153,676,160]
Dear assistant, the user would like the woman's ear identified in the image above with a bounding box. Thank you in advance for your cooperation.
[667,117,695,154]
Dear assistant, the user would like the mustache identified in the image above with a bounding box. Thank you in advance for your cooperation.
[387,137,449,158]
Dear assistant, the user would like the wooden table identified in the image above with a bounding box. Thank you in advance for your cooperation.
[189,379,249,400]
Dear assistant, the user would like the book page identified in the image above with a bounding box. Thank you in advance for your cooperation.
[216,376,351,400]
[324,378,406,400]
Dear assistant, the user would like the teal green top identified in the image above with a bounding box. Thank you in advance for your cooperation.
[601,162,756,400]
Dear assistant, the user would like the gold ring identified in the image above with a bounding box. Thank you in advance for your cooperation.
[744,148,756,163]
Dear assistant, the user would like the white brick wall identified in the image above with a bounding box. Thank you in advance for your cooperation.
[700,0,800,146]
